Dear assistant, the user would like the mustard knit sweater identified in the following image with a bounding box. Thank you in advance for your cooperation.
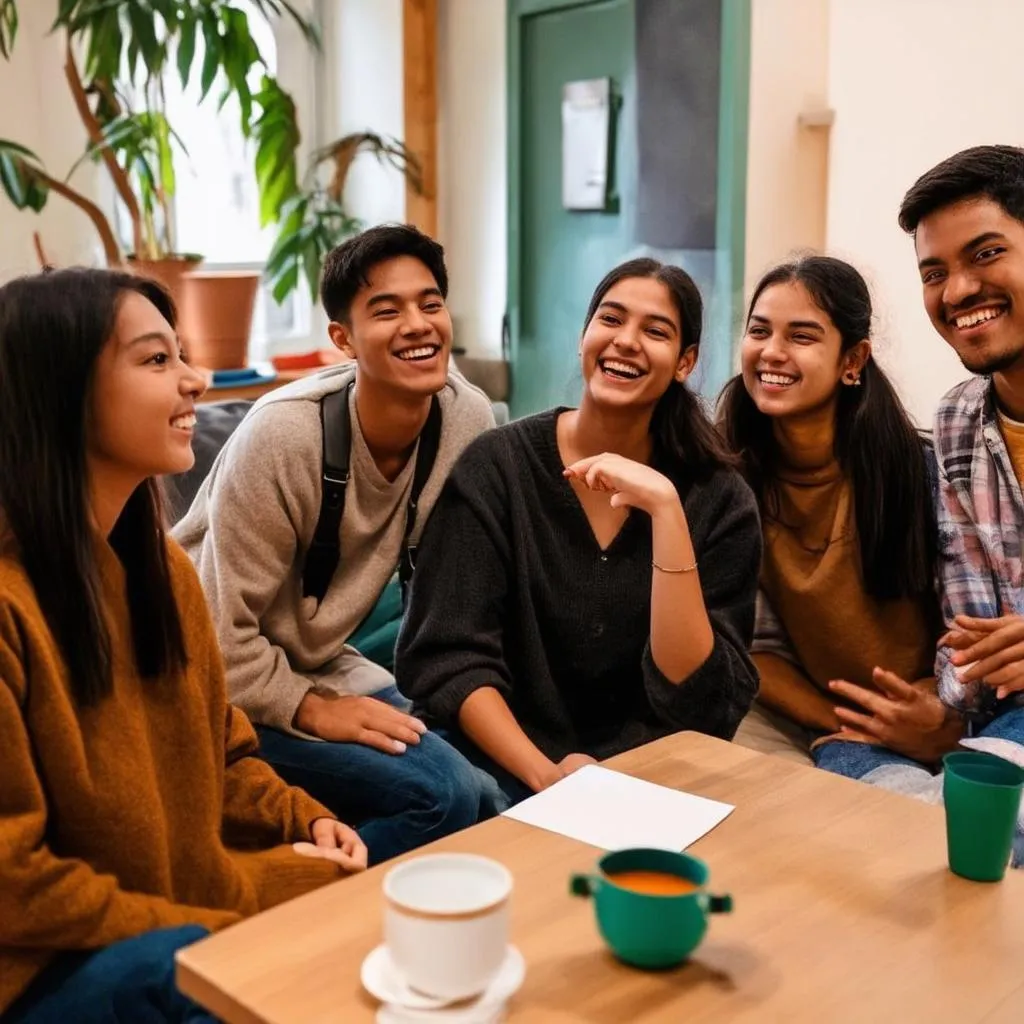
[0,535,340,1012]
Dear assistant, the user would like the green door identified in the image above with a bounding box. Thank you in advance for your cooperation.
[509,0,636,417]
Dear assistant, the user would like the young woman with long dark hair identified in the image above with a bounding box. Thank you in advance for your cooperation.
[395,258,761,804]
[718,255,963,778]
[0,268,365,1024]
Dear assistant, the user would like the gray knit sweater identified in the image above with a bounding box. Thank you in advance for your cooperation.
[174,364,495,734]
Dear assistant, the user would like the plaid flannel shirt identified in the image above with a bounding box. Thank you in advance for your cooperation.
[934,375,1024,718]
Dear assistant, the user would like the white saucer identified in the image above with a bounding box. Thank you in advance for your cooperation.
[376,1004,508,1024]
[361,944,525,1018]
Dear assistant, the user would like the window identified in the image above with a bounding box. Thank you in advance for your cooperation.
[162,1,319,354]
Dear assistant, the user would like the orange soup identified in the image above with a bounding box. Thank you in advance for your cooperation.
[607,870,698,896]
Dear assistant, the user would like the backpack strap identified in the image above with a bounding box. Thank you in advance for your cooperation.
[398,394,442,594]
[301,382,353,602]
[302,384,442,604]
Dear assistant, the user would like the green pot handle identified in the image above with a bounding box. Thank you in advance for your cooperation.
[570,874,601,898]
[704,893,733,914]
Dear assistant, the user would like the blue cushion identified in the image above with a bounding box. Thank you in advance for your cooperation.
[347,574,403,670]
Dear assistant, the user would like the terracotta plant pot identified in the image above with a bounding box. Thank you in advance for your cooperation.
[177,270,262,370]
[127,255,203,314]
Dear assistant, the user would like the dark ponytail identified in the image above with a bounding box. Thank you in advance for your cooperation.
[583,258,736,479]
[718,256,937,601]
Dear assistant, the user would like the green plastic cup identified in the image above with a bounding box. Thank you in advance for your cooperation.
[944,751,1005,771]
[943,751,1024,882]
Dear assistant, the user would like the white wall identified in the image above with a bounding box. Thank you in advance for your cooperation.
[743,0,829,303]
[318,0,509,356]
[825,0,1024,425]
[320,0,406,226]
[437,0,507,356]
[0,0,104,280]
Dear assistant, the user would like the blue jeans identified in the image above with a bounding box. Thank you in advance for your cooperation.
[4,926,214,1024]
[812,739,919,779]
[813,705,1024,780]
[256,687,505,865]
[440,728,536,808]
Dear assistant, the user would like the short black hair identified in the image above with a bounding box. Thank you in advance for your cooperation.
[898,145,1024,233]
[319,223,448,322]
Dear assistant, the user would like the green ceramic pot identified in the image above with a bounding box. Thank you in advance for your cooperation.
[570,848,732,969]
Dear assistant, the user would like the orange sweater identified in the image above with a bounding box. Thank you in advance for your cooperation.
[0,536,340,1012]
[754,459,937,735]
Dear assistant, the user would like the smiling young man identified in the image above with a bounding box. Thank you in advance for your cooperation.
[174,225,499,864]
[896,145,1024,783]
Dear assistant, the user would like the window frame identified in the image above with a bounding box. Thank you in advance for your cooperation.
[165,0,324,357]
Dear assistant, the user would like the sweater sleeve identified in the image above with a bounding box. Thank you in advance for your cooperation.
[394,434,514,725]
[0,617,240,950]
[641,471,761,739]
[173,403,323,734]
[169,543,336,847]
[222,704,336,846]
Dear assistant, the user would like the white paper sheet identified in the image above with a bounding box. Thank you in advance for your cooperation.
[501,764,734,851]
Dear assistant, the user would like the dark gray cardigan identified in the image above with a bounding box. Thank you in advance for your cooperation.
[395,409,761,762]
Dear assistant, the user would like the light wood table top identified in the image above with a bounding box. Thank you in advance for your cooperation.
[176,733,1024,1023]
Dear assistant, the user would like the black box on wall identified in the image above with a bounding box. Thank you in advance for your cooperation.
[635,0,723,250]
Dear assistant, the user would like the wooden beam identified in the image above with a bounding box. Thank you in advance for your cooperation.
[402,0,438,237]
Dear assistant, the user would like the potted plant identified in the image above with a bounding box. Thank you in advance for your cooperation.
[0,1,425,366]
[0,0,315,367]
[265,130,423,303]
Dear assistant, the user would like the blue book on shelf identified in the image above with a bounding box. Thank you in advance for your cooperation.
[209,363,277,388]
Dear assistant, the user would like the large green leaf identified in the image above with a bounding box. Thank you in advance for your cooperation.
[198,10,221,102]
[148,0,179,21]
[176,12,197,89]
[266,191,360,303]
[0,139,48,212]
[0,152,29,207]
[84,6,123,83]
[252,77,300,227]
[152,111,175,197]
[53,0,80,28]
[249,0,320,48]
[0,138,40,159]
[0,0,18,60]
[126,3,162,74]
[220,5,261,131]
[65,111,146,182]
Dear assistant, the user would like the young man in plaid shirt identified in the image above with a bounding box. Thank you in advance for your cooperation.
[820,148,1024,861]
[899,145,1024,767]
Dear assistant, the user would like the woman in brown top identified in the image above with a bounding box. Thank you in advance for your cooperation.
[0,268,366,1023]
[718,255,963,780]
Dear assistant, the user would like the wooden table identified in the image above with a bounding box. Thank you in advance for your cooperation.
[176,733,1024,1023]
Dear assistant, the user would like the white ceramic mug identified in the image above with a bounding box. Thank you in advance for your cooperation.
[383,853,513,1000]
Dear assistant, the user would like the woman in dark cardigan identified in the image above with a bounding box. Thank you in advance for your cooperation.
[395,258,761,806]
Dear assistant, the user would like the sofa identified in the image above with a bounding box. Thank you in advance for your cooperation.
[164,398,510,527]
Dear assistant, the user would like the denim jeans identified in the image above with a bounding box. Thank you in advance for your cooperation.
[813,704,1024,780]
[5,926,214,1024]
[256,686,506,865]
[439,728,536,808]
[813,706,1024,867]
[812,739,920,779]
